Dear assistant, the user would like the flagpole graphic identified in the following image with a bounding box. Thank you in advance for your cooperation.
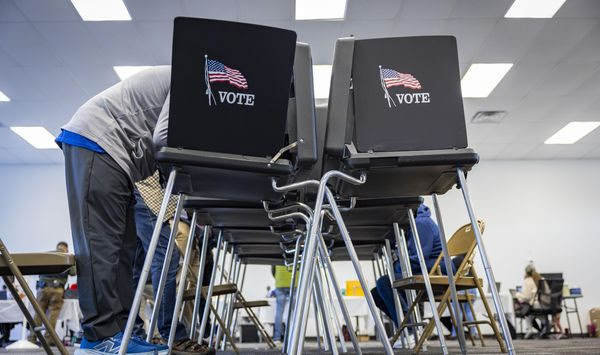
[379,65,396,108]
[205,54,217,106]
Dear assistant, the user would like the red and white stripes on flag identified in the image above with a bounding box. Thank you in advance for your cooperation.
[207,59,248,89]
[380,68,422,90]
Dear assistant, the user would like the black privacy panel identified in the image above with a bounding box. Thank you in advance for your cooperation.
[168,17,297,157]
[352,36,467,152]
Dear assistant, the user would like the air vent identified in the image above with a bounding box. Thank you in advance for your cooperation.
[471,111,507,124]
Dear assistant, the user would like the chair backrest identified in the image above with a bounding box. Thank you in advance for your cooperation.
[325,36,467,157]
[537,278,564,312]
[431,220,485,276]
[168,17,299,158]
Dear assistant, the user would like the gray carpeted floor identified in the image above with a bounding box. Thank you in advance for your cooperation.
[1,338,599,354]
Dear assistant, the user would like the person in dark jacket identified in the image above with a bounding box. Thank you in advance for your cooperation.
[370,204,447,328]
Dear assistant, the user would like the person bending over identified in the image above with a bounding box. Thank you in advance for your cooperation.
[58,66,212,355]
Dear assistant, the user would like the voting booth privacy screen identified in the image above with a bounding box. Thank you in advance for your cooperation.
[168,17,297,157]
[352,36,467,153]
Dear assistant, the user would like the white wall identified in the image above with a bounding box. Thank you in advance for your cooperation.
[0,160,598,327]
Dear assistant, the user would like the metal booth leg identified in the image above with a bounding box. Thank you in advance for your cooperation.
[383,239,409,347]
[190,225,212,341]
[167,212,198,348]
[147,194,186,341]
[120,168,178,355]
[325,188,394,355]
[407,208,448,354]
[198,231,223,343]
[457,168,515,355]
[432,193,467,354]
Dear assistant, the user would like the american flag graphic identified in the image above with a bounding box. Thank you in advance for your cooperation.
[207,59,248,89]
[381,68,422,90]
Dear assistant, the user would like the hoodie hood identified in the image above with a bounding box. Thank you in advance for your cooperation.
[416,204,431,218]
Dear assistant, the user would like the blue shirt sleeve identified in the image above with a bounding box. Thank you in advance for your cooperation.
[55,129,106,153]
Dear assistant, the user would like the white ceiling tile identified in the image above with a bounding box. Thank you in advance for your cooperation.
[442,19,497,65]
[40,149,64,164]
[474,19,547,62]
[465,122,498,144]
[0,1,26,22]
[520,19,597,63]
[86,22,158,65]
[583,145,600,158]
[526,144,566,159]
[491,61,555,99]
[237,0,293,21]
[21,66,90,110]
[0,47,17,67]
[450,0,512,18]
[400,0,458,19]
[0,127,29,149]
[14,0,80,21]
[554,143,597,159]
[0,148,23,164]
[0,66,47,101]
[566,23,600,63]
[555,0,600,18]
[134,21,174,65]
[342,20,395,40]
[530,62,600,97]
[346,0,404,20]
[506,95,560,123]
[0,22,63,67]
[471,142,508,160]
[391,19,447,37]
[180,0,237,20]
[496,142,538,160]
[0,101,71,127]
[296,22,344,64]
[126,0,185,21]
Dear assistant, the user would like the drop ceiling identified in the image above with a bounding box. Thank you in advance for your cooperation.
[0,0,599,164]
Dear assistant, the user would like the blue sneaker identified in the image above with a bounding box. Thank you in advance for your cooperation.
[75,332,157,355]
[131,335,169,355]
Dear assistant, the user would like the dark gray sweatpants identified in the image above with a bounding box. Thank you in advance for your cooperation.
[63,144,137,341]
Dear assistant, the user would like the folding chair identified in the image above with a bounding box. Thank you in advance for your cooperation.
[120,18,318,354]
[0,238,73,355]
[393,221,507,353]
[290,35,515,355]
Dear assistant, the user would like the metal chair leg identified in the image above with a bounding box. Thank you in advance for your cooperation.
[146,194,186,342]
[407,208,448,354]
[120,168,178,355]
[383,239,409,347]
[318,238,359,354]
[432,193,467,354]
[167,212,198,348]
[313,275,338,355]
[198,231,223,343]
[190,225,212,340]
[457,167,515,355]
[209,241,229,345]
[283,235,303,353]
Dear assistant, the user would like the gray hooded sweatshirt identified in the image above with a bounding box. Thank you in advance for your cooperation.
[62,66,171,183]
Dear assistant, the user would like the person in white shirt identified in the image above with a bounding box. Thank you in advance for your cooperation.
[516,264,541,338]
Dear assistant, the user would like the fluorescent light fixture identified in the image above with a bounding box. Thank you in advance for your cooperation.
[296,0,347,20]
[313,65,332,99]
[461,63,513,98]
[10,126,59,149]
[71,0,131,21]
[544,121,600,145]
[505,0,566,18]
[0,90,9,102]
[113,66,152,81]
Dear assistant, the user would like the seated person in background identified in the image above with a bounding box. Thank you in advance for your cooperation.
[515,264,541,339]
[28,242,76,345]
[370,204,452,347]
[271,265,295,342]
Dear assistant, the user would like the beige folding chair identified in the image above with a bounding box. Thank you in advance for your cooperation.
[0,238,74,355]
[392,221,507,353]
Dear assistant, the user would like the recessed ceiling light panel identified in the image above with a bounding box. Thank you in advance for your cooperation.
[296,0,347,20]
[544,121,600,145]
[71,0,132,21]
[10,126,59,149]
[505,0,566,18]
[461,63,513,98]
[0,90,9,102]
[113,66,153,81]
